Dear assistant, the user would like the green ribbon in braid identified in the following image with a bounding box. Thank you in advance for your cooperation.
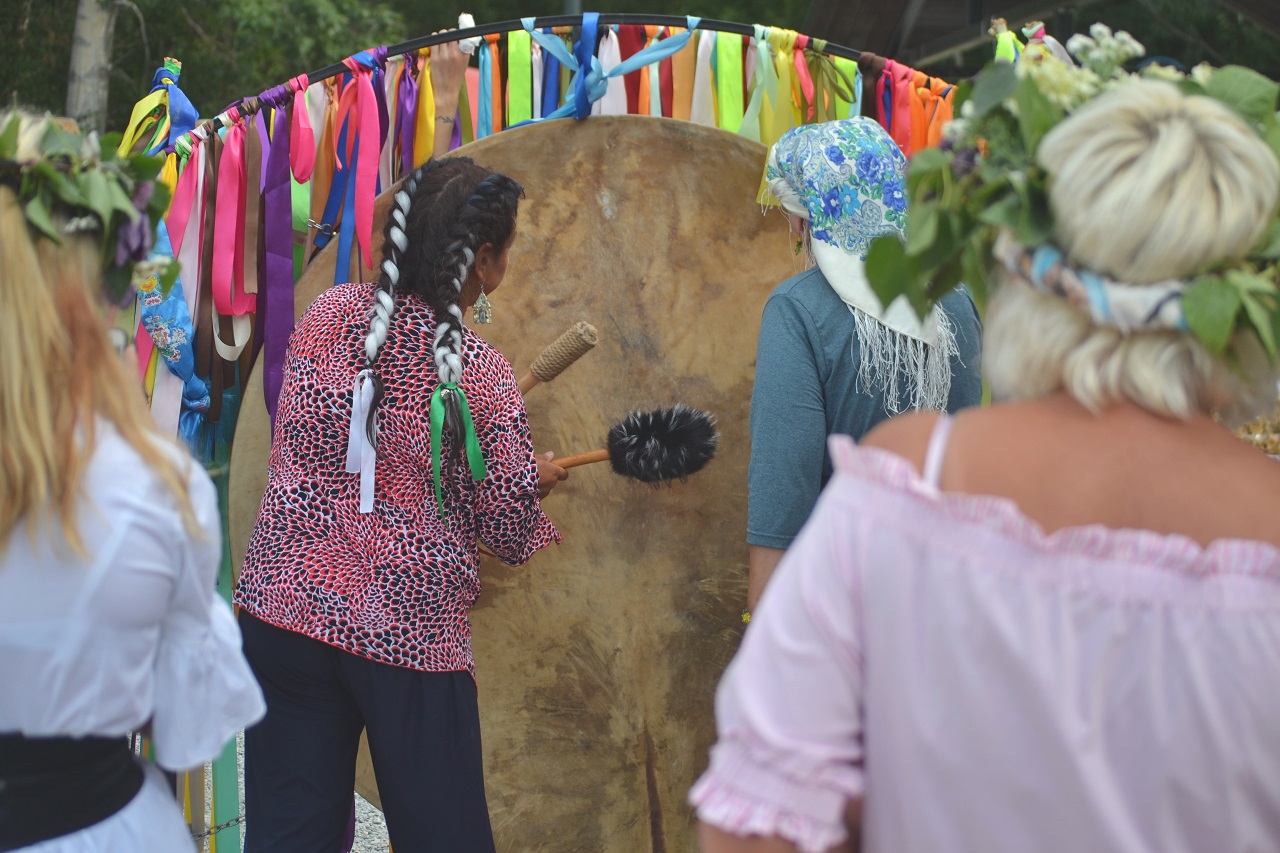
[429,382,488,524]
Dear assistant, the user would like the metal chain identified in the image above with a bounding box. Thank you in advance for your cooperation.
[191,814,245,840]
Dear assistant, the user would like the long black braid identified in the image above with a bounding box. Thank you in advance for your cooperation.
[362,157,524,455]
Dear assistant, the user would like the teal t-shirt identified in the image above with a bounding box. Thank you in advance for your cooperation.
[746,268,983,549]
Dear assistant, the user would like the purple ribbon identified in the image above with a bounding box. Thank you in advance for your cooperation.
[371,45,390,157]
[397,54,419,174]
[258,84,296,424]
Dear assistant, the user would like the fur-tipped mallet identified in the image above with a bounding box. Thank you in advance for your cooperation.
[518,321,599,394]
[555,405,719,483]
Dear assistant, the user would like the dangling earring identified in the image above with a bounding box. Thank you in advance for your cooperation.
[793,237,803,256]
[472,287,493,325]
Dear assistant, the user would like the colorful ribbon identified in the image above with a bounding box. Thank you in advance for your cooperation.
[346,369,378,514]
[715,31,745,131]
[508,28,533,126]
[540,26,562,116]
[259,84,296,424]
[118,58,197,157]
[395,55,418,174]
[593,28,627,116]
[289,75,315,182]
[139,221,209,419]
[520,15,700,124]
[477,38,494,138]
[429,384,488,523]
[413,49,436,165]
[211,107,252,316]
[335,48,387,276]
[691,30,717,126]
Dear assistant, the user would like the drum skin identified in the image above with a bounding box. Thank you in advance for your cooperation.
[228,115,797,851]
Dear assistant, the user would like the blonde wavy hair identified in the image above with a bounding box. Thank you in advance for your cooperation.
[984,80,1280,423]
[0,109,195,554]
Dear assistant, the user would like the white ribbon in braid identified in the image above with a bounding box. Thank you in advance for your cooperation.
[347,168,423,514]
[432,238,473,386]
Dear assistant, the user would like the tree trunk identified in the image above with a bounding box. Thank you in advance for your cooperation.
[65,0,116,132]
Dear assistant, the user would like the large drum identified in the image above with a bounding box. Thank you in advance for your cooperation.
[228,115,796,851]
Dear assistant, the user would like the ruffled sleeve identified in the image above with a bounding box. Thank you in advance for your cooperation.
[690,469,868,852]
[151,468,265,771]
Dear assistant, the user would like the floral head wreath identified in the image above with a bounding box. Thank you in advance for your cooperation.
[865,24,1280,365]
[0,113,175,303]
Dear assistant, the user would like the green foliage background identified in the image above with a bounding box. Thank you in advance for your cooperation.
[1,0,1273,134]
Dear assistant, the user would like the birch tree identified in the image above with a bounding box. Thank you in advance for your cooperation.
[65,0,116,132]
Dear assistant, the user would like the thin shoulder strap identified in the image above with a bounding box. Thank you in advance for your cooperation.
[922,414,954,489]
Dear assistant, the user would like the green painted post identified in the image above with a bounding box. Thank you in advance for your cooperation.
[210,440,243,852]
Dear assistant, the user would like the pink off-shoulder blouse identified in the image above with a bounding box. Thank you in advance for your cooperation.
[692,417,1280,853]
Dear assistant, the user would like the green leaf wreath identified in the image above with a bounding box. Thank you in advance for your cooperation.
[0,114,175,302]
[865,24,1280,363]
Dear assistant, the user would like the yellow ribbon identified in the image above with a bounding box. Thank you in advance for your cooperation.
[117,87,169,157]
[413,48,435,165]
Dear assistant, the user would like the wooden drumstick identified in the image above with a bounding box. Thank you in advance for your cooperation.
[554,405,719,483]
[518,321,599,394]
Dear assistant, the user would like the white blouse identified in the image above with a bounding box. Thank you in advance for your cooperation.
[0,425,265,850]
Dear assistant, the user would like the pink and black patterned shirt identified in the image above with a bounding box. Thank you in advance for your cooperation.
[235,282,560,674]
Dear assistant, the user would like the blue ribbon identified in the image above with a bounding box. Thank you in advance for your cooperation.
[514,15,701,127]
[573,13,599,119]
[148,64,198,153]
[540,26,562,116]
[138,221,210,413]
[315,76,351,282]
[478,42,494,138]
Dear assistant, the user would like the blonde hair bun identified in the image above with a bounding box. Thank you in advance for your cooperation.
[1037,79,1280,284]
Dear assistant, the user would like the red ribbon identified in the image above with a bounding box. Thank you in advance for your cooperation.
[793,35,817,120]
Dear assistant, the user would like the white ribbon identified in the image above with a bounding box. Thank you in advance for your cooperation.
[457,14,481,55]
[646,30,663,116]
[346,368,378,514]
[592,29,627,116]
[532,43,544,119]
[690,30,717,127]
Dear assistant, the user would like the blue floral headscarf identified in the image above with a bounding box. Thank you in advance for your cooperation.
[765,117,908,261]
[764,119,957,411]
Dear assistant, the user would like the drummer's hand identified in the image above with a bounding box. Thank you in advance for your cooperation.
[536,451,568,499]
[429,30,470,109]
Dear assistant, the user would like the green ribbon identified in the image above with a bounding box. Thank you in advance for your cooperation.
[508,28,534,125]
[806,43,858,125]
[715,31,745,132]
[429,382,488,523]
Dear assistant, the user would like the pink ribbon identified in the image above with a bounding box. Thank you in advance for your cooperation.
[289,74,315,182]
[793,35,817,120]
[338,54,382,271]
[166,140,200,256]
[211,107,252,316]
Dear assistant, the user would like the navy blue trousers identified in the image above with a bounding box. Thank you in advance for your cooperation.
[239,612,496,853]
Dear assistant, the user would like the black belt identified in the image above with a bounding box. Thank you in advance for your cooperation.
[0,733,144,851]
